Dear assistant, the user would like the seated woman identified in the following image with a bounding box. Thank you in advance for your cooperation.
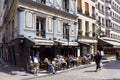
[82,55,90,64]
[44,58,56,74]
[27,56,34,73]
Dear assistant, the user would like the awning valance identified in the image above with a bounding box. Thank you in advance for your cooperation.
[78,39,97,43]
[62,42,78,46]
[54,40,78,46]
[26,38,78,46]
[29,38,54,46]
[78,41,90,46]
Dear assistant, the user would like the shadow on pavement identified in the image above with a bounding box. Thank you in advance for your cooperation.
[0,62,27,76]
[103,60,120,70]
[105,78,120,80]
[84,70,96,73]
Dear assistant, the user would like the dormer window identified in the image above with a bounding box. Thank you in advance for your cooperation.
[36,0,46,4]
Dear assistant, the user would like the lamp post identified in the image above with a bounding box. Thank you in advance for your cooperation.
[52,16,57,40]
[66,23,70,56]
[52,16,57,57]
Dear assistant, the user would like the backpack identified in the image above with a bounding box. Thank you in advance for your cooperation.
[100,51,104,56]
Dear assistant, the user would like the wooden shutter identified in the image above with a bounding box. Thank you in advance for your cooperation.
[85,2,89,12]
[78,0,82,10]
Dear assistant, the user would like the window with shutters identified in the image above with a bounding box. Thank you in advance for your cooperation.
[78,19,82,30]
[25,11,34,29]
[85,21,89,36]
[36,17,46,37]
[92,6,95,18]
[48,17,53,32]
[36,0,46,4]
[63,23,68,39]
[57,20,62,33]
[62,0,69,12]
[77,0,82,13]
[92,23,96,37]
[85,2,89,16]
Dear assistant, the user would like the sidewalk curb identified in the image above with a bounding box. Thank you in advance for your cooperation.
[33,59,112,78]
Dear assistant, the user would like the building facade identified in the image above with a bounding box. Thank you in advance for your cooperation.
[2,0,120,70]
[77,0,97,56]
[97,0,120,54]
[2,0,78,69]
[0,0,5,58]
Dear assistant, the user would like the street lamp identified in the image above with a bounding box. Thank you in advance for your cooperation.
[52,16,57,40]
[66,23,70,55]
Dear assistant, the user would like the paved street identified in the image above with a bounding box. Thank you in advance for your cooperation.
[0,59,120,80]
[23,60,120,80]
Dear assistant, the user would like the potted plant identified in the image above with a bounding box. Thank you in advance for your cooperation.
[78,29,83,36]
[85,31,90,36]
[92,32,96,37]
[41,31,45,36]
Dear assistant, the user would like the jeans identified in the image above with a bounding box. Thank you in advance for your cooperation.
[96,61,101,70]
[47,65,55,73]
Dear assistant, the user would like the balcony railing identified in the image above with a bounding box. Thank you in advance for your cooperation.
[99,10,104,15]
[92,13,95,19]
[85,11,89,16]
[115,0,120,5]
[105,12,111,16]
[91,0,96,2]
[78,9,82,13]
[63,8,69,12]
[105,0,111,3]
[63,34,67,39]
[36,31,45,37]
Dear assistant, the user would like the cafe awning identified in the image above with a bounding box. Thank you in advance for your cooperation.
[27,38,54,46]
[98,38,120,48]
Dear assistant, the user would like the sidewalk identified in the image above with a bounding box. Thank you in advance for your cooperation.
[0,57,115,78]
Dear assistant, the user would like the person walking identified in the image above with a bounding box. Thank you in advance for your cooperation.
[94,51,102,72]
[116,50,119,60]
[33,55,39,75]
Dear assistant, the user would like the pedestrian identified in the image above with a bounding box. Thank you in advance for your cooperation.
[28,56,34,72]
[94,51,102,72]
[0,57,2,64]
[33,55,39,75]
[116,50,119,60]
[99,50,104,67]
[36,51,40,62]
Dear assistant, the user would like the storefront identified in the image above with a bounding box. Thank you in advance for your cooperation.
[78,38,97,57]
[98,38,120,54]
[53,40,78,57]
